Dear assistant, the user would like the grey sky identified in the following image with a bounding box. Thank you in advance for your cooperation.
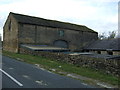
[0,0,119,39]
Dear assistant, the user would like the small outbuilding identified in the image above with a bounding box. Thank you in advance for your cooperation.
[84,38,120,55]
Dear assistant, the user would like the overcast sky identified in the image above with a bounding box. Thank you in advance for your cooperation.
[0,0,119,39]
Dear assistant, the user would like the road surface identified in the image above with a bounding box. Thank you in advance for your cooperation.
[2,56,94,88]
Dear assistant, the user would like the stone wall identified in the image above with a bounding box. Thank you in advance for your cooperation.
[20,47,119,77]
[3,14,19,53]
[18,23,98,50]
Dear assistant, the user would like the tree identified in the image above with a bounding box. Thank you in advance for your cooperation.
[107,31,116,39]
[98,32,107,40]
[98,31,116,40]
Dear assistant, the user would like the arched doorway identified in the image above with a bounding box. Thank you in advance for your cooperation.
[107,51,113,55]
[53,40,68,48]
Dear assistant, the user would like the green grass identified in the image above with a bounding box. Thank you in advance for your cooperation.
[3,51,119,86]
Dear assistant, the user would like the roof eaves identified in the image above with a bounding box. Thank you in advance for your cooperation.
[10,12,97,33]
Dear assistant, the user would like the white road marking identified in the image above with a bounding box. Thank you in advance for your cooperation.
[9,68,14,70]
[22,75,30,79]
[35,80,47,86]
[0,69,23,87]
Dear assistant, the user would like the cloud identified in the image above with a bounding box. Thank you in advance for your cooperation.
[0,0,118,38]
[81,0,119,3]
[0,0,97,19]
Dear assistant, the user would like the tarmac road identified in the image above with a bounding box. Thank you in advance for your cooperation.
[2,56,94,88]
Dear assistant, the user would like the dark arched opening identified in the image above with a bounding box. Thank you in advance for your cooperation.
[107,51,113,55]
[97,51,101,54]
[53,40,68,48]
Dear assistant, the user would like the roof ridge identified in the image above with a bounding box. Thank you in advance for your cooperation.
[10,12,97,33]
[10,12,85,26]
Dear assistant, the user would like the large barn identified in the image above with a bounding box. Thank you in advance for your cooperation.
[3,12,98,53]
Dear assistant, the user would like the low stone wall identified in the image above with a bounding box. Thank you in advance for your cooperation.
[19,47,119,77]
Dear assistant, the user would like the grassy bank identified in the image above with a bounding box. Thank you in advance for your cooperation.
[3,51,119,86]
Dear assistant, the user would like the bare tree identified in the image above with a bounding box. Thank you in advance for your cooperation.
[98,31,116,40]
[98,32,107,40]
[107,31,116,39]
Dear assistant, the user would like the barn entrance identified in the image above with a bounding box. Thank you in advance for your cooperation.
[53,40,68,48]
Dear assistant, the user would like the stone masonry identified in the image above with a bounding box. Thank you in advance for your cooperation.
[20,47,120,77]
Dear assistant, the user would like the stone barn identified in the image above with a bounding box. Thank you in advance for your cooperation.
[3,12,98,53]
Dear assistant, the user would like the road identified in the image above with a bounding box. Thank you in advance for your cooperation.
[2,56,94,88]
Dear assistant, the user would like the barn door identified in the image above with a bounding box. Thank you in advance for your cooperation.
[54,40,68,48]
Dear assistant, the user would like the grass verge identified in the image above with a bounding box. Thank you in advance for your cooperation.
[2,51,119,86]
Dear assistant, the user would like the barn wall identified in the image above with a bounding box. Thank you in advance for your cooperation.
[82,32,98,48]
[18,24,36,44]
[36,26,58,45]
[3,15,19,53]
[19,24,98,50]
[36,26,84,50]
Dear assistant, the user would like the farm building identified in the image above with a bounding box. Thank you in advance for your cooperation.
[84,38,120,55]
[3,12,98,53]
